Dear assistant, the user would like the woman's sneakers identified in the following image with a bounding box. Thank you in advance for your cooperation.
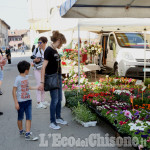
[49,122,61,130]
[0,112,3,115]
[42,101,50,106]
[36,102,47,109]
[56,118,68,125]
[49,118,68,130]
[25,132,39,141]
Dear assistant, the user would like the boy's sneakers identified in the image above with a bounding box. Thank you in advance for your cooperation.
[0,112,3,115]
[36,102,47,109]
[20,130,26,136]
[49,122,61,130]
[56,118,68,125]
[42,101,50,106]
[25,132,39,141]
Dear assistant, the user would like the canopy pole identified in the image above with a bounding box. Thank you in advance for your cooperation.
[78,23,80,90]
[144,29,147,82]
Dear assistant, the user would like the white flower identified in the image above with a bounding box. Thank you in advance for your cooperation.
[80,78,85,83]
[91,47,94,50]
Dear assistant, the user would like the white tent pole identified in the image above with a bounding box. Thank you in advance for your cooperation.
[78,23,80,89]
[144,29,146,82]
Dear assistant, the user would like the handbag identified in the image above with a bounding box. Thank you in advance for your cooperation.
[44,57,60,91]
[44,73,60,91]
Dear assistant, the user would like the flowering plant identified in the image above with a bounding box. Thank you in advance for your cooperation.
[86,43,102,55]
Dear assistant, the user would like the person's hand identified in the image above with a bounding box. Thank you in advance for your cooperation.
[38,83,44,91]
[34,58,41,63]
[15,103,20,110]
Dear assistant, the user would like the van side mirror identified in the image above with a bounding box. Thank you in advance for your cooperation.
[110,43,113,50]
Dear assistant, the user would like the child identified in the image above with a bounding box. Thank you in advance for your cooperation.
[12,60,38,141]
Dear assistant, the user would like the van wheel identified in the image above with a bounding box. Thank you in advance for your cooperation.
[114,64,119,76]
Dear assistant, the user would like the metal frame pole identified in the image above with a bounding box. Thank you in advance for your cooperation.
[78,23,80,89]
[144,29,147,82]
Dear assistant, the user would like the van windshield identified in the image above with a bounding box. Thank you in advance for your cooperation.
[116,33,150,48]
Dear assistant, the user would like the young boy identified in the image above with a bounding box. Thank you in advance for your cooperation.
[12,60,38,141]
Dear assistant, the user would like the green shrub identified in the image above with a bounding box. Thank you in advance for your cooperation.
[72,103,97,122]
[144,78,150,86]
[65,90,84,108]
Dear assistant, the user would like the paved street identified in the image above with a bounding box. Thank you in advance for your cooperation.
[0,50,134,150]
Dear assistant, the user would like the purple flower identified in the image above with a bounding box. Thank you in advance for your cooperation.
[141,135,148,138]
[114,113,118,115]
[125,119,129,122]
[134,111,139,116]
[147,129,150,134]
[120,111,123,114]
[114,120,117,124]
[146,115,150,119]
[135,131,140,135]
[114,109,118,112]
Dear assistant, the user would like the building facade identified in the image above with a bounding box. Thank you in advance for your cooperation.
[27,0,66,47]
[0,19,10,47]
[8,30,30,49]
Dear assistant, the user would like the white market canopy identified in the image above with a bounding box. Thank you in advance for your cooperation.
[64,18,150,32]
[60,0,150,18]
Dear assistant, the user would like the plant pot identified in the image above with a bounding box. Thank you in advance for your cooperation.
[75,118,97,127]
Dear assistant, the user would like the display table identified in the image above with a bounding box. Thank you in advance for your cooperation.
[62,64,101,79]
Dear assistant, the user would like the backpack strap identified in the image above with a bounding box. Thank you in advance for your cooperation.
[35,48,38,55]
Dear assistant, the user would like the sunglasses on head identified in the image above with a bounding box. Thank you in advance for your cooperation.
[38,42,42,44]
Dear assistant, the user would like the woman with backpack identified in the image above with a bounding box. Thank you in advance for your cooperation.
[31,36,49,109]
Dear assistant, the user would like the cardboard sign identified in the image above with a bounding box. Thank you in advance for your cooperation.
[141,86,146,91]
[114,79,118,83]
[106,75,109,78]
[135,80,142,85]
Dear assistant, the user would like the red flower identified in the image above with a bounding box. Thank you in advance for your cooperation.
[62,61,66,66]
[119,121,126,125]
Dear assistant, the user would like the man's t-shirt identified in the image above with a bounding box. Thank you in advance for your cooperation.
[44,46,61,75]
[14,75,31,102]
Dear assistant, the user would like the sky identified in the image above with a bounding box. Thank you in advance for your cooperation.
[0,0,29,30]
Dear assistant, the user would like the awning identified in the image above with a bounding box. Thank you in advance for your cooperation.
[59,18,150,32]
[60,0,150,18]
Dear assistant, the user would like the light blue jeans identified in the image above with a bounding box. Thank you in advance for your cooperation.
[0,69,3,81]
[49,74,62,123]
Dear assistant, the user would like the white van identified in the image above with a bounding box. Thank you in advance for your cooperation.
[100,32,150,77]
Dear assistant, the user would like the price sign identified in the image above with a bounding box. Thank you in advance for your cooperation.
[135,80,142,85]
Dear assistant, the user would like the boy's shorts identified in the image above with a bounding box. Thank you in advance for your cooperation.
[18,100,32,120]
[0,70,3,81]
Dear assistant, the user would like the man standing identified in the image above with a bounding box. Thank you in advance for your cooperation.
[5,47,11,64]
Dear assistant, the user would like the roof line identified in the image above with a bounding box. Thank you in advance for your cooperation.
[73,4,150,8]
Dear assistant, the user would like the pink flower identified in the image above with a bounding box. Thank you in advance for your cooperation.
[64,85,68,89]
[106,111,110,115]
[128,78,132,83]
[123,110,132,119]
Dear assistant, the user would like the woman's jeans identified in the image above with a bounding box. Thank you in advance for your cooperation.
[50,74,62,123]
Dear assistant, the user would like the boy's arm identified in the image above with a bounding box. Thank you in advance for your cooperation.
[29,86,38,90]
[12,87,20,110]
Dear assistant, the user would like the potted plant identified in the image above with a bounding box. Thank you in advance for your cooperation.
[72,102,97,127]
